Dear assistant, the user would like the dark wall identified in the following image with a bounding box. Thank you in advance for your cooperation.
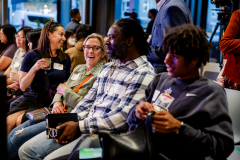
[92,0,115,35]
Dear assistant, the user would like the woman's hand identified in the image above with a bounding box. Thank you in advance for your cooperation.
[57,83,68,96]
[32,59,49,72]
[10,71,20,82]
[52,101,66,113]
[7,82,20,91]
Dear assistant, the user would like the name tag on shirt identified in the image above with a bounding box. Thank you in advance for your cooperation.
[53,63,63,70]
[14,62,20,68]
[71,73,80,81]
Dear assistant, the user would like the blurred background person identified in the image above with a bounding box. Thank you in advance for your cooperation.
[218,9,240,90]
[6,28,42,111]
[62,29,75,52]
[148,0,192,74]
[6,21,71,136]
[0,24,17,73]
[65,24,94,72]
[65,8,81,31]
[146,9,157,34]
[4,26,32,101]
[26,28,42,51]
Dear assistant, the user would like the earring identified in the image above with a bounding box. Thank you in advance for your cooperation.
[49,38,50,40]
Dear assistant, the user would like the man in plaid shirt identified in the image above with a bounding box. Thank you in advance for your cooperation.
[19,18,155,159]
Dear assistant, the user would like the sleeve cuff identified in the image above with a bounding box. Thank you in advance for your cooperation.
[79,119,91,134]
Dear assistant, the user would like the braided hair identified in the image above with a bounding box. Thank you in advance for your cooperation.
[162,24,212,67]
[114,18,150,56]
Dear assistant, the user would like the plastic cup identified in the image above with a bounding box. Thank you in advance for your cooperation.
[42,58,51,70]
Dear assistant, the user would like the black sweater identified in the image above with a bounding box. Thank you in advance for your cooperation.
[127,73,234,160]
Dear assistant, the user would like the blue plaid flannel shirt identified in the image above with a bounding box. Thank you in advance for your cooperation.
[71,56,155,134]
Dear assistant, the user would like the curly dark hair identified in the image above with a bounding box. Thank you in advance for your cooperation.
[162,24,212,67]
[114,18,150,56]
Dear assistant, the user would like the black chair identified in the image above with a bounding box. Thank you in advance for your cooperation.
[225,88,240,160]
[0,75,7,159]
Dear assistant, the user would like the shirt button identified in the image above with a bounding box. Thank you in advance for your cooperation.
[91,110,93,112]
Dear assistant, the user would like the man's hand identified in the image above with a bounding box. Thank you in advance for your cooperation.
[135,101,154,120]
[55,121,79,144]
[152,111,181,134]
[52,101,66,113]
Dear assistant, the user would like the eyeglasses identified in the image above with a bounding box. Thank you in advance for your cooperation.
[83,45,103,52]
[15,34,26,40]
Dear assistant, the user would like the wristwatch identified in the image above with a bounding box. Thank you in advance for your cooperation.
[177,121,187,134]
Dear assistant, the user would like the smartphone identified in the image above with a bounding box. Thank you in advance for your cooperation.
[79,147,102,159]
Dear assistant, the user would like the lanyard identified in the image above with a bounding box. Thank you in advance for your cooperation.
[63,74,93,110]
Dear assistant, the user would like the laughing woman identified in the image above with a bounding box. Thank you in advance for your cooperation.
[7,33,106,160]
[6,21,71,136]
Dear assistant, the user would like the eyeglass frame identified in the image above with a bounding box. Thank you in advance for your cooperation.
[83,45,104,52]
[15,34,26,40]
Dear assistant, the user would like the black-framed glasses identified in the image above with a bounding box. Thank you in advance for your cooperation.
[83,45,103,52]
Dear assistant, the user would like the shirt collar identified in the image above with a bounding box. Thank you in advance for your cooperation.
[112,55,147,68]
[77,60,104,76]
[156,0,166,11]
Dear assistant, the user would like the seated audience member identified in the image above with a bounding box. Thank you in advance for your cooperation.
[4,26,32,98]
[26,28,42,51]
[127,24,234,160]
[7,33,106,160]
[0,24,17,72]
[62,29,75,52]
[18,18,155,160]
[218,9,240,90]
[6,29,42,111]
[65,8,81,31]
[65,24,94,72]
[6,21,71,136]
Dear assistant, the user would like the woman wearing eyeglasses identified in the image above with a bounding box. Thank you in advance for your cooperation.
[4,26,32,99]
[0,24,17,72]
[6,21,71,136]
[7,33,107,160]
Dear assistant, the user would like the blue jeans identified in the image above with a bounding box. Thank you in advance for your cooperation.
[7,121,46,160]
[19,131,63,160]
[19,132,100,160]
